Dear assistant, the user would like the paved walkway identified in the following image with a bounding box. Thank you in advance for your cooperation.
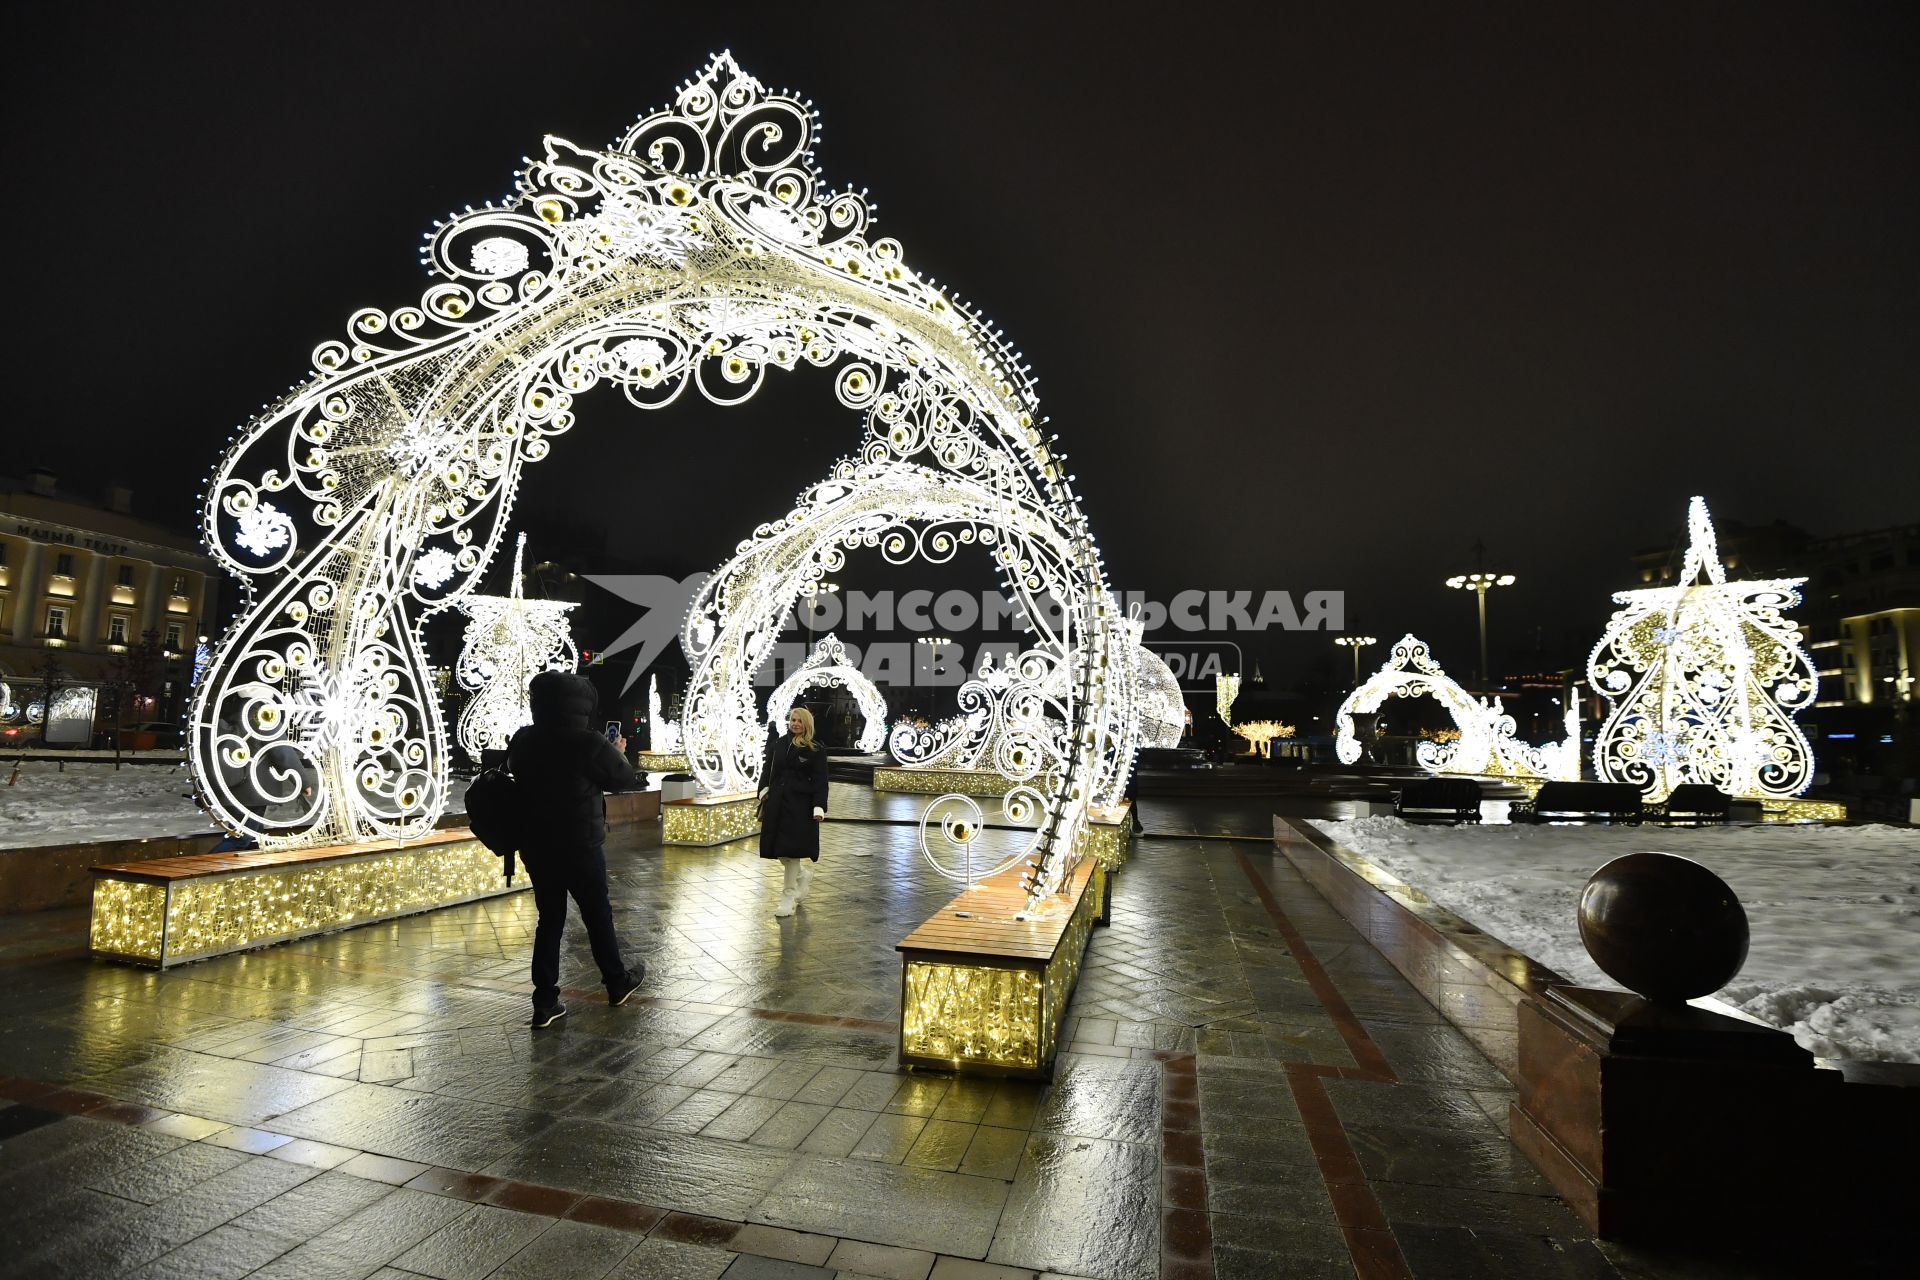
[0,799,1738,1279]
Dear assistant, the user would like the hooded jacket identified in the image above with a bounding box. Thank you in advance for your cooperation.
[504,671,638,851]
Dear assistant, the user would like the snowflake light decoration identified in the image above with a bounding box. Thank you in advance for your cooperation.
[1588,496,1816,801]
[453,534,579,757]
[648,674,681,753]
[189,55,1136,905]
[469,237,530,277]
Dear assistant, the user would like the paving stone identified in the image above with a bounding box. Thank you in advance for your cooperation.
[270,1082,553,1168]
[491,1217,638,1279]
[1344,1121,1557,1194]
[84,1136,248,1202]
[849,1112,927,1164]
[904,1119,976,1171]
[798,1107,879,1158]
[269,1138,361,1170]
[391,1202,550,1279]
[987,1134,1157,1279]
[87,1048,358,1127]
[119,1221,302,1280]
[483,1118,794,1220]
[229,1170,404,1240]
[722,1255,836,1279]
[955,1126,1026,1181]
[731,1222,838,1266]
[752,1156,1009,1258]
[602,1235,735,1280]
[825,1238,937,1280]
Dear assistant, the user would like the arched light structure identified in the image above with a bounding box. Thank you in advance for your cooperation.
[1134,644,1185,750]
[452,533,578,757]
[765,633,887,753]
[189,55,1133,900]
[1336,634,1579,780]
[1589,496,1815,801]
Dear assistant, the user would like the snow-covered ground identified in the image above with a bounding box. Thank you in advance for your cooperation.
[0,761,469,849]
[1313,816,1920,1064]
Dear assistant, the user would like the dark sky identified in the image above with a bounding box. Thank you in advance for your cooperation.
[8,2,1917,686]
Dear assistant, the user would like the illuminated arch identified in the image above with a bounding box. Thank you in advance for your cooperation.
[765,634,887,754]
[189,55,1127,897]
[1334,634,1578,780]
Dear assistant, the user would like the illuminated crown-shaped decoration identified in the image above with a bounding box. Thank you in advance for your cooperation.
[1588,497,1816,801]
[453,534,579,756]
[766,634,888,754]
[188,54,1133,906]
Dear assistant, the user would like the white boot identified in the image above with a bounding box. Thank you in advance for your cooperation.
[794,861,814,903]
[774,860,800,917]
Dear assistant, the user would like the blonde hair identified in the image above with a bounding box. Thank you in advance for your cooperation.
[788,706,817,750]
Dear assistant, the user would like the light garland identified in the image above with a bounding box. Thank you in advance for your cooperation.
[1588,497,1816,801]
[453,533,579,756]
[1215,673,1241,727]
[186,54,1142,896]
[1335,634,1579,780]
[764,633,887,753]
[647,674,681,752]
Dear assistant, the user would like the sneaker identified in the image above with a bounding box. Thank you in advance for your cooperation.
[530,1003,566,1029]
[608,966,646,1006]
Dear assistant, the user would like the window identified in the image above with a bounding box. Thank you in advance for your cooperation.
[54,552,74,576]
[170,574,188,595]
[46,606,67,639]
[166,623,184,651]
[117,565,135,587]
[109,616,128,644]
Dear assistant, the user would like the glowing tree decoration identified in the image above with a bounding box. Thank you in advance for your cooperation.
[452,534,579,757]
[1589,497,1816,801]
[647,674,681,753]
[1234,720,1295,758]
[190,54,1135,898]
[1215,673,1241,727]
[766,634,888,753]
[1335,635,1578,780]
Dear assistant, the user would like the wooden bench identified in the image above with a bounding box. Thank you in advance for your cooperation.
[1511,781,1645,825]
[1395,777,1484,824]
[89,828,524,968]
[897,855,1102,1079]
[1649,783,1731,827]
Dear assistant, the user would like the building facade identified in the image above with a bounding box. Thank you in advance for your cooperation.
[0,470,222,735]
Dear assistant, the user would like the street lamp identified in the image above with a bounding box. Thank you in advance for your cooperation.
[802,581,839,650]
[1445,542,1515,687]
[1334,634,1377,686]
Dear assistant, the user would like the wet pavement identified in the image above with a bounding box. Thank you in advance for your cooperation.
[0,794,1770,1278]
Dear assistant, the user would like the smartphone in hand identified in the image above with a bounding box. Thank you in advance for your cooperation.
[605,721,621,742]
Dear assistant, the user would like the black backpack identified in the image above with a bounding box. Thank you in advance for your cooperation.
[464,767,524,881]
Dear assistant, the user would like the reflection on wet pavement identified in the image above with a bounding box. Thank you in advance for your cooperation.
[0,795,1743,1278]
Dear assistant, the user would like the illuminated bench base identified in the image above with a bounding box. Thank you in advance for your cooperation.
[873,766,1015,796]
[662,791,761,847]
[636,751,690,773]
[89,829,523,969]
[1072,802,1133,924]
[897,856,1102,1080]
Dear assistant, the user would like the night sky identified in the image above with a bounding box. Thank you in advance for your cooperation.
[9,2,1917,688]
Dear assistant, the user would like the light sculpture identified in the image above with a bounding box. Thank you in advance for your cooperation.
[1215,673,1241,727]
[1335,634,1578,780]
[189,55,1134,902]
[1134,644,1185,750]
[1589,496,1815,801]
[452,534,578,757]
[765,633,887,753]
[647,674,681,753]
[1233,719,1295,758]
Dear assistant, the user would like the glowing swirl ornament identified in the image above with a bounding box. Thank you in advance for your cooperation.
[766,634,887,753]
[452,534,579,757]
[189,53,1136,896]
[1588,497,1816,801]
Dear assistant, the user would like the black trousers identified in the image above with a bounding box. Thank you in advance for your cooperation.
[522,843,628,1010]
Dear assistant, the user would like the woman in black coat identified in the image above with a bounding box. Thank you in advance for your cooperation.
[759,707,829,917]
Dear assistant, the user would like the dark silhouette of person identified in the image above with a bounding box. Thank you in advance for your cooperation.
[506,671,643,1026]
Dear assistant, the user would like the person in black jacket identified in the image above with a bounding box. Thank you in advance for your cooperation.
[506,671,644,1027]
[759,706,829,917]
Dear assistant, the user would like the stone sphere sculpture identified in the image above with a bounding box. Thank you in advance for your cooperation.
[1577,852,1749,1003]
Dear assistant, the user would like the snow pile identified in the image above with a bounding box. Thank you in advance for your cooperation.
[1312,816,1920,1064]
[0,761,469,850]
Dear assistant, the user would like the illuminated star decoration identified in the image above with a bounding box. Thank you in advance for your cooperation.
[1588,496,1817,801]
[453,534,579,756]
